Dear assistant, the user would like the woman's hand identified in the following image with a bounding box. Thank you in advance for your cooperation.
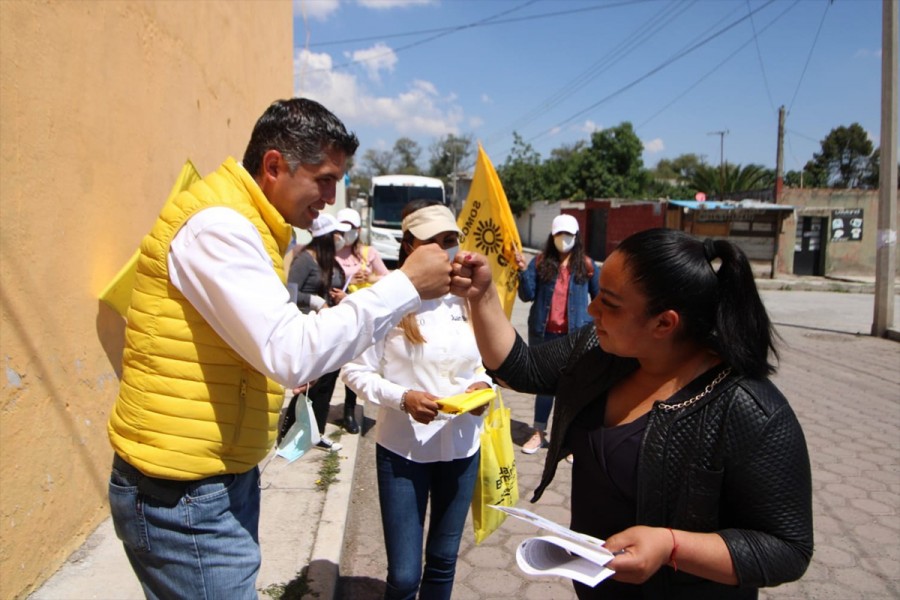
[464,382,491,416]
[329,288,347,304]
[450,252,494,300]
[514,250,527,271]
[402,390,441,424]
[604,526,673,584]
[351,269,368,285]
[293,382,314,395]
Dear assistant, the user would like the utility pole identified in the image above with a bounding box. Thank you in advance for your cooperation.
[775,106,785,203]
[872,0,898,339]
[708,130,729,199]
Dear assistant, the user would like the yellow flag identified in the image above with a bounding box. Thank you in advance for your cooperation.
[457,144,522,318]
[99,160,201,317]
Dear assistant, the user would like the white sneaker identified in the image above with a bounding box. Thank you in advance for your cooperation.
[521,430,547,454]
[315,438,343,452]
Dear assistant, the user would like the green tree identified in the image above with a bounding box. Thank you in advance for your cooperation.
[690,163,773,198]
[808,123,875,188]
[393,137,422,175]
[578,122,647,198]
[497,132,543,215]
[542,142,587,201]
[648,153,704,198]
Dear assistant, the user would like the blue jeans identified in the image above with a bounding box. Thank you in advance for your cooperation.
[108,455,261,600]
[376,444,480,600]
[529,331,566,430]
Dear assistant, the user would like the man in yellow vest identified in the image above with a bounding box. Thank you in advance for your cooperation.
[106,98,453,599]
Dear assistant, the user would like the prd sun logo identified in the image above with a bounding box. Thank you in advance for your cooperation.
[473,219,503,256]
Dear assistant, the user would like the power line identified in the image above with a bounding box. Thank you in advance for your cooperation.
[787,0,832,114]
[746,0,778,113]
[525,0,777,145]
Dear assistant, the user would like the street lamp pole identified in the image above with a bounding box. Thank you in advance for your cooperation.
[707,130,729,198]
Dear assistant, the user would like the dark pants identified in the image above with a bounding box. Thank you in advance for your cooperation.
[306,369,340,434]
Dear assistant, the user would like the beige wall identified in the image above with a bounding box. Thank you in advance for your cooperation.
[777,188,899,276]
[0,1,292,597]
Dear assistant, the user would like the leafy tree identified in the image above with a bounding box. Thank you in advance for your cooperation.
[360,148,394,177]
[543,142,587,201]
[808,123,875,188]
[427,134,474,182]
[393,137,422,175]
[690,163,773,198]
[648,153,704,198]
[578,122,647,198]
[497,133,543,214]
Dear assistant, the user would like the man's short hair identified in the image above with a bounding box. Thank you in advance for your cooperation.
[242,98,359,176]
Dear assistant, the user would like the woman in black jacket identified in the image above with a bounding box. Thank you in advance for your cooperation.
[453,228,813,599]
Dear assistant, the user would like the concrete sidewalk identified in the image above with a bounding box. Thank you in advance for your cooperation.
[29,276,899,600]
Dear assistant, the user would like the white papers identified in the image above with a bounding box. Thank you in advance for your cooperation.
[490,505,616,588]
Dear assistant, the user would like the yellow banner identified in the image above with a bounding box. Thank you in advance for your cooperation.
[99,160,201,317]
[457,144,522,318]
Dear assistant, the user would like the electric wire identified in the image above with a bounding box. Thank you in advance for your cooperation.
[747,0,778,113]
[525,0,778,145]
[787,0,832,115]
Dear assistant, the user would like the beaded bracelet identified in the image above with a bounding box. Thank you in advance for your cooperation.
[400,389,411,413]
[667,527,679,572]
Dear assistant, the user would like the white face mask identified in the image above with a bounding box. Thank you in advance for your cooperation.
[333,233,347,252]
[554,234,575,254]
[344,229,359,245]
[445,245,460,262]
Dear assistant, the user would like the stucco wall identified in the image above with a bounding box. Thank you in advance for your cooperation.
[0,1,292,597]
[778,188,898,276]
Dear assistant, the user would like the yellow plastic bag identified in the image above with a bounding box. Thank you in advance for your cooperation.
[472,390,519,544]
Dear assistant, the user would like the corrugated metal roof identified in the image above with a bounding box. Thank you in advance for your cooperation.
[668,199,794,211]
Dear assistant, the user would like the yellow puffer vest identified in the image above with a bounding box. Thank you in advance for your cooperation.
[108,158,293,479]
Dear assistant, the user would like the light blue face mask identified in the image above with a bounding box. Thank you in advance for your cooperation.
[446,245,460,262]
[275,394,319,464]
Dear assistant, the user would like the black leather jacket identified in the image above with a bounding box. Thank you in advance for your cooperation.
[488,326,813,599]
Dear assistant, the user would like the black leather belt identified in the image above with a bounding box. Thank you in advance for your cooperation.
[112,453,190,507]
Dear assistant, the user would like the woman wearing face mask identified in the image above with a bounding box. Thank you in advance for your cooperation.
[334,208,390,434]
[514,214,600,457]
[281,212,351,452]
[342,200,492,600]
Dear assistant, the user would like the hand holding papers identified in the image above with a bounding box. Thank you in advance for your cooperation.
[436,388,495,414]
[490,505,616,588]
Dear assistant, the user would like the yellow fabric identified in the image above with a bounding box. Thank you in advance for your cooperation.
[108,157,294,480]
[472,391,519,544]
[457,144,522,319]
[437,388,496,414]
[99,161,201,316]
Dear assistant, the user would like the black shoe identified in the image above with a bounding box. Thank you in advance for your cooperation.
[343,413,360,434]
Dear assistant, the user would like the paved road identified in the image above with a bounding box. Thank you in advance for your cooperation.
[337,290,900,599]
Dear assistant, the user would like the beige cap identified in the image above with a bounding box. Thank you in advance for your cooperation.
[401,204,461,240]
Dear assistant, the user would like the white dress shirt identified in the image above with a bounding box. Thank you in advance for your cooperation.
[167,206,420,388]
[342,295,493,463]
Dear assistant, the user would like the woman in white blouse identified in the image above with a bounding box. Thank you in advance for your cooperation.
[342,200,492,600]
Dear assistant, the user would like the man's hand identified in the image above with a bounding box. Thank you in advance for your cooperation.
[400,244,451,299]
[450,252,494,300]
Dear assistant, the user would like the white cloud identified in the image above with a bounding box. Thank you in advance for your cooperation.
[853,48,881,59]
[293,0,340,21]
[481,94,493,104]
[579,120,601,134]
[644,138,665,154]
[294,49,464,138]
[357,0,438,9]
[347,43,398,82]
[548,126,562,137]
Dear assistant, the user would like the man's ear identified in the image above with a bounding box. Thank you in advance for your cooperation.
[653,309,681,338]
[260,149,282,181]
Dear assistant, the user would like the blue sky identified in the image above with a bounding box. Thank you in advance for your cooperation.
[292,0,885,177]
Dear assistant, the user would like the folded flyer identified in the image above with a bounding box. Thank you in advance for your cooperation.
[490,505,616,588]
[436,388,495,414]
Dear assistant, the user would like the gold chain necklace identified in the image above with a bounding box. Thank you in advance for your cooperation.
[658,368,733,412]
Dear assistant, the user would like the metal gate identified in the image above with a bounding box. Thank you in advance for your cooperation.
[793,216,826,276]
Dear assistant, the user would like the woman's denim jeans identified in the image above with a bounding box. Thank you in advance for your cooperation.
[108,455,261,600]
[530,331,566,430]
[376,444,480,600]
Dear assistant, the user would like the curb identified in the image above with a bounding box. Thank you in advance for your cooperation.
[305,413,361,600]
